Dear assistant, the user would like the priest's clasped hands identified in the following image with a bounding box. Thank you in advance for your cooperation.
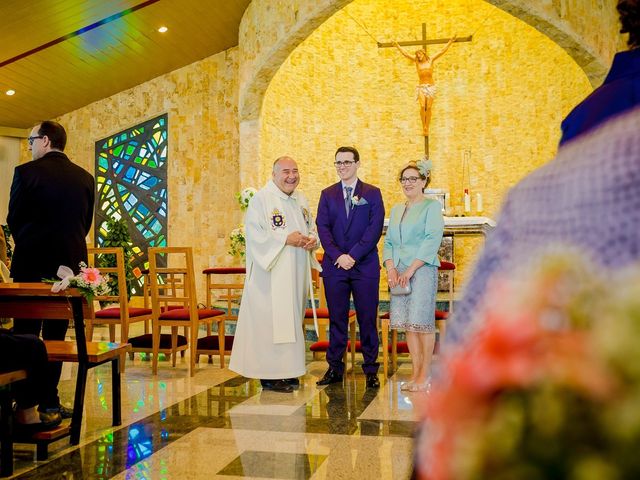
[286,231,317,250]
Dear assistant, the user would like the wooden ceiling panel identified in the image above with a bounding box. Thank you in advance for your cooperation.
[0,0,251,129]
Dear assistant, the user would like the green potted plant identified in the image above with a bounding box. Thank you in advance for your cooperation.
[98,218,135,301]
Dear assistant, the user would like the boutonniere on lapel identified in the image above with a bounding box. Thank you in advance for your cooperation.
[351,195,368,207]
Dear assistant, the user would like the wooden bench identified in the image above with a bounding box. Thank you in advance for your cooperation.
[0,369,26,477]
[0,283,130,454]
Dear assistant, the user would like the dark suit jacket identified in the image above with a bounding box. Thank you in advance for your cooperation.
[7,151,95,281]
[316,180,384,278]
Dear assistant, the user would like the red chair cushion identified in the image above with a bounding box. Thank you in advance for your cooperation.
[196,335,235,351]
[161,305,183,312]
[309,340,362,352]
[159,308,225,320]
[203,267,246,274]
[438,261,456,271]
[128,333,187,349]
[95,307,152,319]
[391,341,410,354]
[310,340,330,352]
[435,310,449,320]
[304,308,355,318]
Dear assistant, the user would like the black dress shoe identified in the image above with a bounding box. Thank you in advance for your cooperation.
[316,369,343,386]
[284,378,300,387]
[260,379,293,393]
[57,405,74,419]
[366,373,380,389]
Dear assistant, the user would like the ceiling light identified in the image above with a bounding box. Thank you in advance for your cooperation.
[6,89,15,96]
[158,26,168,33]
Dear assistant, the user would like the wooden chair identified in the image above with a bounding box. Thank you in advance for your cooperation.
[142,247,225,376]
[381,260,456,378]
[0,369,27,477]
[306,255,356,369]
[133,267,192,363]
[86,247,152,345]
[196,267,245,366]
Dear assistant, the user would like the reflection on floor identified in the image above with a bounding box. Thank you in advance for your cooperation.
[8,333,425,479]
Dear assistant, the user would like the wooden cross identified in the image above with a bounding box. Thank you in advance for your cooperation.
[379,24,472,156]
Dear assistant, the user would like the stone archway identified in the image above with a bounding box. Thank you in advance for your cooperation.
[236,0,619,179]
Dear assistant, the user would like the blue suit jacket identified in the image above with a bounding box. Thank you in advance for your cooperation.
[316,180,384,278]
[560,48,640,145]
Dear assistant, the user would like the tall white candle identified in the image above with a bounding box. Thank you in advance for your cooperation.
[464,189,471,213]
[476,193,483,213]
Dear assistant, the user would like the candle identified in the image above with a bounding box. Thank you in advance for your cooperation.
[464,189,471,213]
[476,193,483,213]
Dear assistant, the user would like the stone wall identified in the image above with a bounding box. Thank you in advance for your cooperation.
[56,49,241,292]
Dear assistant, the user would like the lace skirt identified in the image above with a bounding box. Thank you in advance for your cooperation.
[389,262,437,333]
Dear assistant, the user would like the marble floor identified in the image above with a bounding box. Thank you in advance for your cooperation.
[7,331,426,480]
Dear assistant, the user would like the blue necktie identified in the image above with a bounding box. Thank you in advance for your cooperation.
[344,186,352,218]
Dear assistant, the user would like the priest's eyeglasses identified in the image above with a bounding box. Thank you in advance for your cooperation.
[400,176,421,184]
[334,160,356,167]
[27,135,44,145]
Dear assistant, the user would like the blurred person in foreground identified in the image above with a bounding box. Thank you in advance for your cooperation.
[560,0,640,145]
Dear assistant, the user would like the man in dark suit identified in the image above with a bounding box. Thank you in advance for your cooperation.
[7,120,94,419]
[316,146,385,389]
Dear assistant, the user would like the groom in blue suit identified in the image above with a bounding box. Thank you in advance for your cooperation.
[316,146,385,388]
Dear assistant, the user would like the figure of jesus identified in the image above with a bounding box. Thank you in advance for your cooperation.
[394,36,456,136]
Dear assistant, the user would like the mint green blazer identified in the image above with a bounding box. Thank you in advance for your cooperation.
[382,198,444,268]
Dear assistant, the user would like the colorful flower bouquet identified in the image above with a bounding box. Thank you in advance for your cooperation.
[48,262,110,301]
[419,252,640,480]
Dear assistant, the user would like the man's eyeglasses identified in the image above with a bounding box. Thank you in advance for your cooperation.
[334,160,357,167]
[27,135,44,146]
[399,176,422,184]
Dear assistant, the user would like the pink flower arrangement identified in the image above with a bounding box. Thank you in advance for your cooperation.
[418,252,640,480]
[48,262,110,301]
[80,265,103,286]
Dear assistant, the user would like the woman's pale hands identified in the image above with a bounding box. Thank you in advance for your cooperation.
[387,267,399,288]
[398,269,415,288]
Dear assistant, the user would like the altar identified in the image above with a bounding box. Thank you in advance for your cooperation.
[443,216,496,236]
[383,215,496,235]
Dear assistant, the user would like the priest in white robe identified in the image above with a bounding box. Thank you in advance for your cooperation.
[229,156,321,392]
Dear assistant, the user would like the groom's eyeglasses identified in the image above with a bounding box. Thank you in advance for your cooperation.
[334,160,357,167]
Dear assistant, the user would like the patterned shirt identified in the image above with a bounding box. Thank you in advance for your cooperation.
[446,105,640,347]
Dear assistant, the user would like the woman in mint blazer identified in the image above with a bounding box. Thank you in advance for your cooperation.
[383,160,444,392]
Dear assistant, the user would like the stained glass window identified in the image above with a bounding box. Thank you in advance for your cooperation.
[95,114,168,294]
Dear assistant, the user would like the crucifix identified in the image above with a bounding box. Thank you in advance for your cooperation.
[379,24,472,156]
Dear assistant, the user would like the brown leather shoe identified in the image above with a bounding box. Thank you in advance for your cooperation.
[316,369,343,386]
